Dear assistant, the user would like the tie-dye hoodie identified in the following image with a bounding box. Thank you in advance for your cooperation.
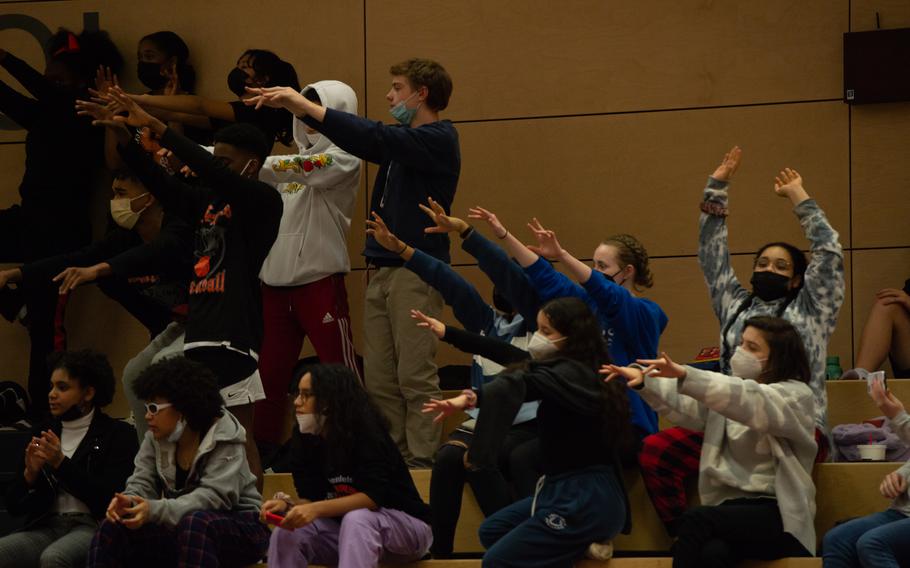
[698,177,844,430]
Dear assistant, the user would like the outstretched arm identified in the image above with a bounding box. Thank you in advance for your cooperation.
[467,206,539,267]
[526,217,594,283]
[131,92,236,122]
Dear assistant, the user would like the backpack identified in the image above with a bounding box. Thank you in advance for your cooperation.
[0,381,29,426]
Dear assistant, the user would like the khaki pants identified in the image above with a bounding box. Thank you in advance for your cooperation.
[364,266,443,465]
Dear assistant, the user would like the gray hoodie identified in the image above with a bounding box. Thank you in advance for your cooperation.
[124,411,261,528]
[887,411,910,516]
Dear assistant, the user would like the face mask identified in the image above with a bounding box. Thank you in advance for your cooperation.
[730,346,767,381]
[238,159,255,178]
[58,403,88,422]
[227,67,250,97]
[527,331,566,360]
[750,270,791,302]
[389,91,421,126]
[110,193,150,230]
[296,413,326,434]
[304,131,321,147]
[167,417,187,443]
[606,268,625,285]
[137,61,167,90]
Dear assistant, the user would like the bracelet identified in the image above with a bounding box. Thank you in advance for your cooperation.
[700,201,728,217]
[497,230,509,240]
[459,225,474,239]
[396,242,408,255]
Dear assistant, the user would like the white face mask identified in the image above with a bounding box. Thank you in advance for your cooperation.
[167,417,187,443]
[296,413,326,435]
[730,346,767,381]
[109,192,150,230]
[527,331,566,360]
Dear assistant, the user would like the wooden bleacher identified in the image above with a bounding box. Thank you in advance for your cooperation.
[255,379,910,566]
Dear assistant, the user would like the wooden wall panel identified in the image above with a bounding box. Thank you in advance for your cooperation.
[451,101,849,263]
[0,144,25,209]
[851,0,910,30]
[851,102,910,248]
[365,0,846,121]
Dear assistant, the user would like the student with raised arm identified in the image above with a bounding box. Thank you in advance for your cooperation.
[91,86,283,486]
[604,316,817,567]
[822,379,910,567]
[255,80,363,456]
[246,58,459,467]
[367,204,541,557]
[469,206,666,442]
[639,147,845,535]
[422,297,631,567]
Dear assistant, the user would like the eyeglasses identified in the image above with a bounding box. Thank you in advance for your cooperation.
[755,257,792,271]
[296,389,314,402]
[144,402,173,415]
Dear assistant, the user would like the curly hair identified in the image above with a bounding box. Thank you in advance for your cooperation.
[754,241,808,292]
[603,233,654,290]
[47,349,115,408]
[302,364,389,469]
[239,49,299,145]
[537,298,630,448]
[133,357,223,433]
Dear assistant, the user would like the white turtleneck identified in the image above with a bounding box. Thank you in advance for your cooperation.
[53,408,94,515]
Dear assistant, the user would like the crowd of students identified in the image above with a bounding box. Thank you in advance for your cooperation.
[0,25,907,568]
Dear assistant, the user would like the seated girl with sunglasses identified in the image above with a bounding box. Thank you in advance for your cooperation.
[88,357,269,568]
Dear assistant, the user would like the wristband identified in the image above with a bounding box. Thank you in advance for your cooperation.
[498,230,509,240]
[459,225,474,239]
[396,242,408,255]
[700,201,728,217]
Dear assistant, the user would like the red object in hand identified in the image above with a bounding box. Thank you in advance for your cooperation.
[264,512,285,526]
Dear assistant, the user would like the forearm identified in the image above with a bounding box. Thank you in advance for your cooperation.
[787,187,811,208]
[1,268,23,284]
[498,230,539,268]
[289,97,326,122]
[312,492,376,517]
[557,248,593,283]
[136,94,204,115]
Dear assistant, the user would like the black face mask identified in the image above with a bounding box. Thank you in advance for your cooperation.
[750,271,791,301]
[137,61,168,90]
[57,403,88,422]
[227,67,250,97]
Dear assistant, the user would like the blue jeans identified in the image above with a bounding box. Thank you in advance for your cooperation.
[822,509,910,567]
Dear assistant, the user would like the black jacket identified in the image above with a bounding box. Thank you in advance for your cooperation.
[5,411,138,524]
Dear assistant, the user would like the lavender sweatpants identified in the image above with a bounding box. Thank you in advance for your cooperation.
[267,507,432,568]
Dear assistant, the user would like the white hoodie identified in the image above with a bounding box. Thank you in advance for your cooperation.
[258,80,361,286]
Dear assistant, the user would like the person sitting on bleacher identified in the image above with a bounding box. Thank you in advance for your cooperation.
[261,364,432,568]
[843,278,910,381]
[0,350,138,568]
[88,357,269,568]
[822,378,910,567]
[605,316,817,568]
[424,297,632,568]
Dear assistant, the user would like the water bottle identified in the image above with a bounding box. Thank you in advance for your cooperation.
[826,355,843,380]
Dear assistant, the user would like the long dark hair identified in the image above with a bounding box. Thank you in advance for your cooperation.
[744,316,811,385]
[537,297,630,447]
[304,364,389,468]
[241,49,299,145]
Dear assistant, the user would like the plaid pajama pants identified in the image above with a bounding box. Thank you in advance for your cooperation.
[88,510,270,568]
[639,426,829,534]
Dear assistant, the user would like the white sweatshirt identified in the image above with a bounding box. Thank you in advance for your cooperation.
[258,80,361,286]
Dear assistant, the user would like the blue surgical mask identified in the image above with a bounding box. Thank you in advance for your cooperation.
[389,91,421,126]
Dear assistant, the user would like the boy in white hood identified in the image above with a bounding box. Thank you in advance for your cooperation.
[255,80,363,449]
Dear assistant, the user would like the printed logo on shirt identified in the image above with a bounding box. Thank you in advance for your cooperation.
[189,270,226,295]
[327,474,357,498]
[545,513,567,531]
[281,182,305,194]
[322,312,335,324]
[271,155,334,174]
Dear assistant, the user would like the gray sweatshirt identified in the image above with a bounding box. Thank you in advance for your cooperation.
[124,411,261,528]
[887,411,910,516]
[699,177,845,430]
[639,367,818,554]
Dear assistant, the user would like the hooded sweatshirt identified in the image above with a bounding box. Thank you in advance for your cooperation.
[259,81,361,286]
[123,411,261,528]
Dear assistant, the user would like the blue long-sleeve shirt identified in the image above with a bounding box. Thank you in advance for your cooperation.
[524,258,668,435]
[304,109,460,265]
[404,228,541,424]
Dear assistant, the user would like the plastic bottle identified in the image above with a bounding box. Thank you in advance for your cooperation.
[826,355,843,380]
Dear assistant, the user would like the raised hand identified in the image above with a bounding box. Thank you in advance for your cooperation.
[876,288,910,312]
[75,98,120,127]
[366,211,406,254]
[53,266,101,294]
[163,61,180,96]
[880,471,908,499]
[636,352,687,379]
[526,217,563,260]
[600,364,647,388]
[418,197,469,234]
[711,146,742,182]
[773,167,810,205]
[467,206,508,239]
[422,395,468,424]
[244,86,306,111]
[410,309,445,338]
[103,86,159,130]
[870,378,905,420]
[94,65,119,94]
